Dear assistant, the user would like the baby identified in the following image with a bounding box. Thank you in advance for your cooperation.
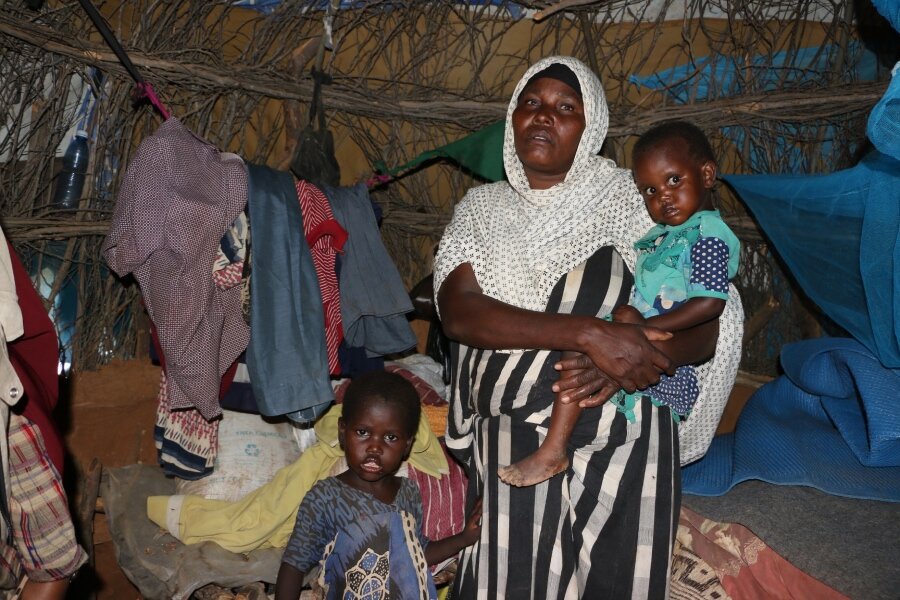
[499,120,740,487]
[275,371,482,599]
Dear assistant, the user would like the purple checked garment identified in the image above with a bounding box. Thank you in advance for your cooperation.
[102,118,250,420]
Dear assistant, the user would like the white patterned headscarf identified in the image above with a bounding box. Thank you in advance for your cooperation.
[433,56,745,466]
[434,56,653,312]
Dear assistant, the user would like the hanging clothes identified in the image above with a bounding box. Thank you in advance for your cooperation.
[220,180,350,415]
[322,183,417,357]
[296,179,347,375]
[218,352,258,414]
[245,164,334,423]
[0,232,23,548]
[149,316,239,479]
[153,370,219,479]
[102,118,250,420]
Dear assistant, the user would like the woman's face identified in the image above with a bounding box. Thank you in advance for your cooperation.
[512,76,586,190]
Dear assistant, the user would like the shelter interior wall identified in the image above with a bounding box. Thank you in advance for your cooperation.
[1,1,888,376]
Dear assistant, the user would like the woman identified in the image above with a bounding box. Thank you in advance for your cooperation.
[434,56,742,598]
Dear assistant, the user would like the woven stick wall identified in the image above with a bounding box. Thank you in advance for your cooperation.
[0,0,893,374]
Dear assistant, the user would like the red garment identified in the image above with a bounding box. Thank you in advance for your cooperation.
[296,180,347,375]
[5,242,64,474]
[677,506,849,600]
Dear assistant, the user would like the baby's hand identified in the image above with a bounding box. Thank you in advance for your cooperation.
[612,305,645,325]
[460,497,483,546]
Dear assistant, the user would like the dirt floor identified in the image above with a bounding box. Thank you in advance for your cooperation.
[62,358,161,599]
[57,355,761,599]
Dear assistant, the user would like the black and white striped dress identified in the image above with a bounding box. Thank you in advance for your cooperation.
[446,248,679,600]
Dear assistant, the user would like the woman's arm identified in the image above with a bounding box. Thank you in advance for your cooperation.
[437,263,674,392]
[555,317,719,407]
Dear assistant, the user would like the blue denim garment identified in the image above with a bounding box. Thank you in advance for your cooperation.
[246,165,333,423]
[322,183,416,357]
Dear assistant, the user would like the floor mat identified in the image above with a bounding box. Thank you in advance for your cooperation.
[676,506,847,600]
[685,481,900,600]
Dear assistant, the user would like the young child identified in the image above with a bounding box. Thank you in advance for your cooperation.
[275,371,482,600]
[499,120,739,487]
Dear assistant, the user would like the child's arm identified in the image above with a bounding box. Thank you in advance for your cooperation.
[647,232,734,333]
[424,498,483,565]
[275,562,308,600]
[612,305,645,325]
[645,297,726,333]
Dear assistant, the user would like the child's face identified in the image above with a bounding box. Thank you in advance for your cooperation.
[338,398,415,489]
[632,139,716,227]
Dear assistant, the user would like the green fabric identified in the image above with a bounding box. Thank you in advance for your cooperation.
[376,120,506,182]
[633,210,739,308]
[146,404,448,553]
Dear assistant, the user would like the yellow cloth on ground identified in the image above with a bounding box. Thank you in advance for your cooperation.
[147,403,448,553]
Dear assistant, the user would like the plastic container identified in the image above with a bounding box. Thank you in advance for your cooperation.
[52,130,89,210]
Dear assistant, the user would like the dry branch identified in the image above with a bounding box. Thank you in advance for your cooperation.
[0,13,883,131]
[0,0,889,376]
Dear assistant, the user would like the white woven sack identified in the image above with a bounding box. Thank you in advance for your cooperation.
[175,409,302,502]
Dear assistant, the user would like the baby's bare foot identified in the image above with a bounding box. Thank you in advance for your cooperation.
[498,450,569,487]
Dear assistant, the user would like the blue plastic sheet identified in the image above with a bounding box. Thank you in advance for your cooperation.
[872,0,900,33]
[629,43,879,172]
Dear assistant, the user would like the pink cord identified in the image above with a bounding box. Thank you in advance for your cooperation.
[135,81,170,120]
[365,173,392,188]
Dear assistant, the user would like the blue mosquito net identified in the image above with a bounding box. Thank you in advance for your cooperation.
[723,147,900,369]
[724,0,900,369]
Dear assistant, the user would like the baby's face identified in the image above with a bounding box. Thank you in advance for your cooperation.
[633,139,716,226]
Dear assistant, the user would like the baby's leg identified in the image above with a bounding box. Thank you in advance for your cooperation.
[499,396,581,487]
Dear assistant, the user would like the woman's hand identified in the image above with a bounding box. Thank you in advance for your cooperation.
[559,320,674,400]
[553,350,619,407]
[438,264,673,392]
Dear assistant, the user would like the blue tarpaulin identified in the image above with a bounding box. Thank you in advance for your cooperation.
[683,337,900,501]
[629,43,879,172]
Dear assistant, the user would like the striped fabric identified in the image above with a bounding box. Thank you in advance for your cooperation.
[447,248,679,599]
[154,370,218,478]
[0,413,87,583]
[406,444,468,544]
[296,180,347,375]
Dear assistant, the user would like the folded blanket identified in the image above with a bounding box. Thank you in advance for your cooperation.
[683,337,900,501]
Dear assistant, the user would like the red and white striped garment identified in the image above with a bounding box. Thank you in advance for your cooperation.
[296,180,347,375]
[0,413,87,583]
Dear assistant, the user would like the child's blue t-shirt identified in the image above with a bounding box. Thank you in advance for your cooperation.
[282,476,437,599]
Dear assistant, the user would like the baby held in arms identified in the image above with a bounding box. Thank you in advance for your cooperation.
[499,120,740,487]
